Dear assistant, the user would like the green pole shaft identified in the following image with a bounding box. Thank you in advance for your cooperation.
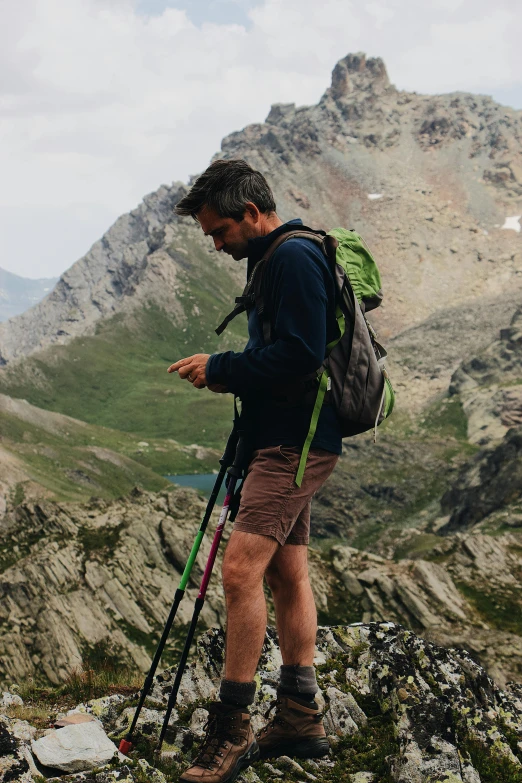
[179,530,205,590]
[119,426,238,753]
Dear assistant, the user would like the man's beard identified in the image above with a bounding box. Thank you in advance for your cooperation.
[223,243,248,261]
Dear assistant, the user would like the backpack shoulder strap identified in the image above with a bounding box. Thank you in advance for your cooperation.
[254,229,334,343]
[214,227,331,338]
[214,255,265,336]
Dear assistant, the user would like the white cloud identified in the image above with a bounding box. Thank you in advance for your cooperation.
[1,0,521,278]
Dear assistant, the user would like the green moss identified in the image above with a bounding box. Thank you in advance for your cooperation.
[454,712,522,783]
[393,532,444,561]
[456,582,522,636]
[420,396,468,441]
[321,713,397,781]
[79,524,123,559]
[494,717,522,764]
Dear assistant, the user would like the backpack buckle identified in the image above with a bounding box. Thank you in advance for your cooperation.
[235,295,255,307]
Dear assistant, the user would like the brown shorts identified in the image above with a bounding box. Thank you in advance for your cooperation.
[233,446,339,546]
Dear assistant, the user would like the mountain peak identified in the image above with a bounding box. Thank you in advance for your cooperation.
[326,52,392,101]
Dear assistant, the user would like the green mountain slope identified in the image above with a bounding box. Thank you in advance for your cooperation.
[0,393,221,506]
[0,258,248,446]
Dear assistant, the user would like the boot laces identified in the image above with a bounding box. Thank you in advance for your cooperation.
[192,712,241,771]
[260,698,286,734]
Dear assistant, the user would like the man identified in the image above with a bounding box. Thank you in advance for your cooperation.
[168,159,342,783]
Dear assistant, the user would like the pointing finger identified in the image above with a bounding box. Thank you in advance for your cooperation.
[167,356,193,373]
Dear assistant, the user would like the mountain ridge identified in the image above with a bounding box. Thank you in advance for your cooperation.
[0,52,521,370]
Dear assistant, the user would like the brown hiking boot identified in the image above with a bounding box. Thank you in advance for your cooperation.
[257,695,329,760]
[180,702,260,783]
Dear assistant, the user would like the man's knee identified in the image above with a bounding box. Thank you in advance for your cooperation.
[265,561,284,593]
[222,553,264,598]
[265,558,308,594]
[222,531,279,599]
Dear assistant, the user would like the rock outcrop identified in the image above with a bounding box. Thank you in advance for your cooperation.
[0,186,185,364]
[1,623,521,782]
[0,488,228,687]
[1,485,521,690]
[329,532,522,687]
[449,304,522,445]
[439,425,522,533]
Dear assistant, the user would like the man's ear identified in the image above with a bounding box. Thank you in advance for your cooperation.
[244,202,261,224]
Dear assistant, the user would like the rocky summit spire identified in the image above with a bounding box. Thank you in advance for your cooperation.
[326,51,392,101]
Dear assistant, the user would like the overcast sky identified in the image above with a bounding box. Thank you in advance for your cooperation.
[1,0,521,279]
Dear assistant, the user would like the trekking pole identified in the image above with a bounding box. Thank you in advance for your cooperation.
[155,431,251,755]
[119,426,239,755]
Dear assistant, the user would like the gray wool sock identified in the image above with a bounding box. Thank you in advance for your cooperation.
[278,665,318,700]
[219,678,256,708]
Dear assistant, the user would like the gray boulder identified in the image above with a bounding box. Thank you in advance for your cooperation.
[31,721,120,773]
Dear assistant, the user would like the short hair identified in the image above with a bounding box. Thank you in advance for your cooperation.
[175,159,277,221]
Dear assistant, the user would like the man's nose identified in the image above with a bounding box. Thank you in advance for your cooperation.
[214,237,224,251]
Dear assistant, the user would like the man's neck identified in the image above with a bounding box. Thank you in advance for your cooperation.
[259,213,283,236]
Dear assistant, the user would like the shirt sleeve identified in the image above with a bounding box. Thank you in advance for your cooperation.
[206,240,328,396]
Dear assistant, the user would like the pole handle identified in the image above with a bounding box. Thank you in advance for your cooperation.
[220,426,239,467]
[227,432,252,478]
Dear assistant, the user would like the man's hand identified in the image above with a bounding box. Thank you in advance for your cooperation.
[168,354,228,393]
[168,354,210,389]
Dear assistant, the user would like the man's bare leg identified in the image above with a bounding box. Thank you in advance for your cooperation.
[265,544,316,665]
[255,543,327,761]
[222,530,279,681]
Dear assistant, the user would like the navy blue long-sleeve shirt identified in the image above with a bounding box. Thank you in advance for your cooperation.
[207,219,342,454]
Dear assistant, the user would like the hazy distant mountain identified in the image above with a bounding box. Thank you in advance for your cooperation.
[0,267,57,322]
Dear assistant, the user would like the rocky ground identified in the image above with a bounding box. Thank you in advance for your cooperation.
[1,475,521,692]
[1,624,521,782]
[0,488,227,688]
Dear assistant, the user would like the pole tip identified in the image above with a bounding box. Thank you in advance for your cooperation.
[119,739,133,755]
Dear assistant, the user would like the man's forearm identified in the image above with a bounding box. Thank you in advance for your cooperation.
[206,342,323,396]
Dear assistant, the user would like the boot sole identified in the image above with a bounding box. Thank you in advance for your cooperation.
[180,740,260,783]
[259,736,329,760]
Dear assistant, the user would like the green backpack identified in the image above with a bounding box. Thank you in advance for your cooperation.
[216,225,395,485]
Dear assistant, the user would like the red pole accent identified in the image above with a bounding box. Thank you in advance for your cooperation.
[198,481,236,599]
[119,739,133,755]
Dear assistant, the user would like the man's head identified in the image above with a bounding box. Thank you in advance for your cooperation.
[175,159,281,260]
